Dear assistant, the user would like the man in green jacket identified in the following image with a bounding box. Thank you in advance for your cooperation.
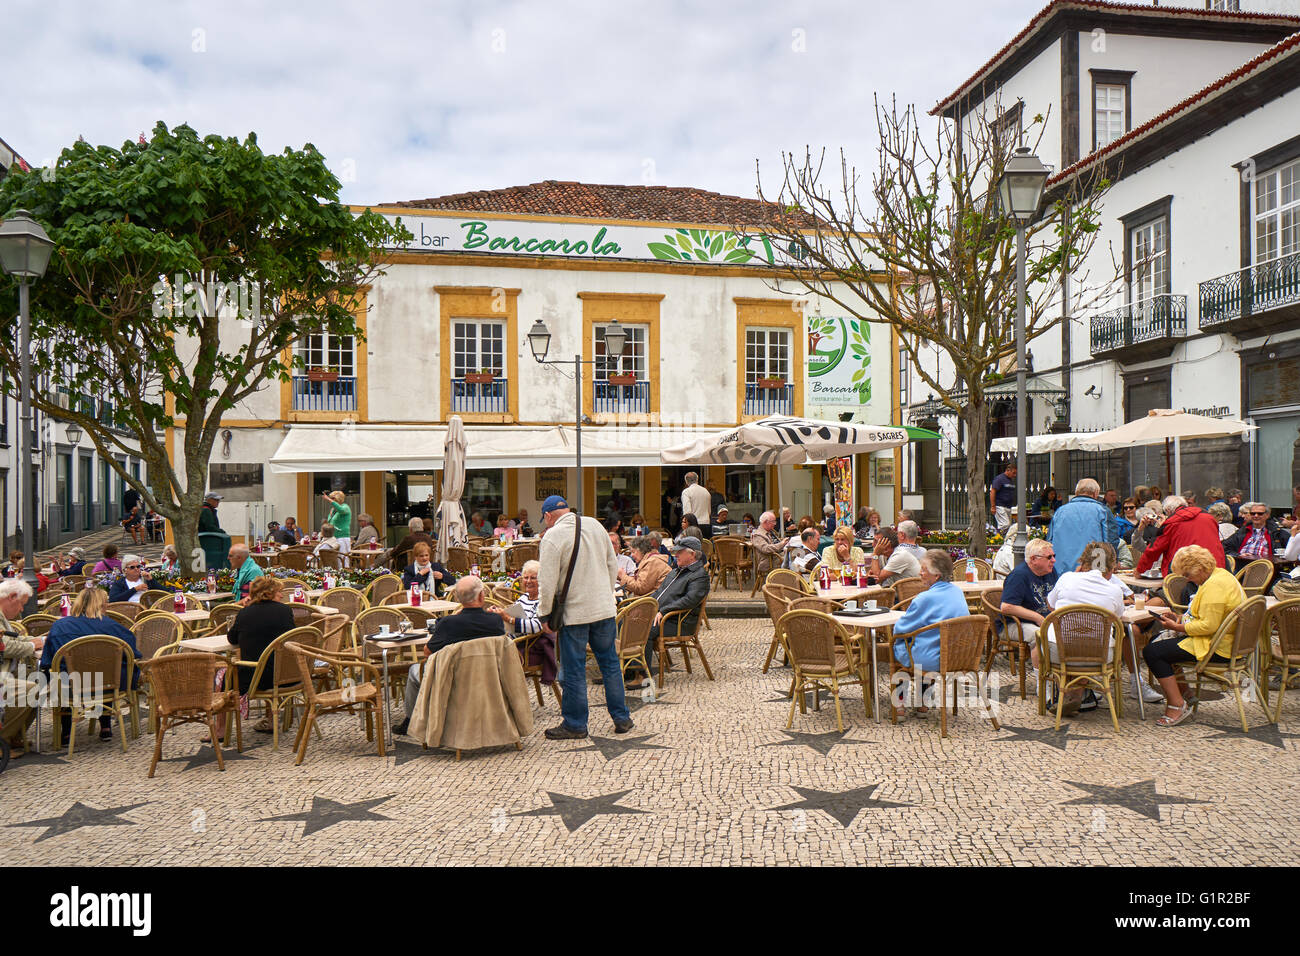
[198,492,224,534]
[229,544,264,600]
[322,491,352,554]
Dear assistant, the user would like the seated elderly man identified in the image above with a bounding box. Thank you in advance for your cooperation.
[391,516,434,569]
[1223,501,1289,559]
[638,536,710,679]
[619,537,671,596]
[785,527,822,574]
[107,555,154,603]
[895,520,926,560]
[871,528,920,584]
[891,549,967,718]
[999,537,1059,650]
[229,543,265,601]
[394,575,505,735]
[750,511,787,586]
[0,579,42,752]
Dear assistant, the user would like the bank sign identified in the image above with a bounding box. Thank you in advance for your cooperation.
[806,314,872,407]
[378,212,792,266]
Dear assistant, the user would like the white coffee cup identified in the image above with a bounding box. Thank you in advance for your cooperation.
[865,599,878,610]
[378,624,390,635]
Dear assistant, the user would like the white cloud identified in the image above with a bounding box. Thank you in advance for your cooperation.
[6,0,1037,206]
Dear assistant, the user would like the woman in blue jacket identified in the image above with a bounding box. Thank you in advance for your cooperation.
[40,587,139,744]
[892,549,969,718]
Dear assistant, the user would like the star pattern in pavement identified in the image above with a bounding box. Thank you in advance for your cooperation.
[1060,779,1211,822]
[1201,722,1300,750]
[512,790,648,832]
[3,748,71,770]
[162,740,265,772]
[768,783,912,827]
[389,740,435,767]
[622,694,678,714]
[258,794,396,837]
[6,801,149,843]
[571,734,668,762]
[761,729,868,757]
[991,724,1106,751]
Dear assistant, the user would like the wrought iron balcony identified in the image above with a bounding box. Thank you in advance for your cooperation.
[450,376,507,414]
[292,375,358,412]
[593,379,650,415]
[1088,294,1188,362]
[744,381,794,416]
[1199,252,1300,336]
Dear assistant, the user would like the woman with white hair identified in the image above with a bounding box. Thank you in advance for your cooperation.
[354,513,379,547]
[1045,477,1119,576]
[821,504,837,538]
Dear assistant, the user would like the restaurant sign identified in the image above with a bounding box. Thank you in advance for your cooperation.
[375,211,790,266]
[806,315,871,407]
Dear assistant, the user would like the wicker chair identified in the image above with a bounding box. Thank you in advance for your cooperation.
[136,652,241,777]
[282,641,384,766]
[933,615,1001,738]
[276,551,311,572]
[788,596,846,614]
[446,547,474,575]
[1235,559,1274,599]
[356,607,417,701]
[1262,598,1300,723]
[20,613,58,637]
[235,625,323,750]
[1036,604,1125,731]
[398,606,435,630]
[1160,574,1192,614]
[153,593,200,611]
[765,568,810,593]
[380,591,414,606]
[318,586,367,621]
[655,605,712,690]
[1191,595,1269,732]
[105,601,144,622]
[505,543,539,573]
[952,557,994,581]
[615,597,656,689]
[316,549,346,570]
[892,577,929,605]
[140,590,173,607]
[979,587,1030,700]
[491,583,522,604]
[60,574,87,589]
[104,610,136,630]
[365,574,404,605]
[48,635,141,755]
[712,537,752,590]
[133,613,185,660]
[780,609,867,731]
[761,583,807,673]
[207,603,242,632]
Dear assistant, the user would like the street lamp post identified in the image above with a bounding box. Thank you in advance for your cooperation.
[0,210,55,613]
[526,318,627,516]
[996,148,1051,567]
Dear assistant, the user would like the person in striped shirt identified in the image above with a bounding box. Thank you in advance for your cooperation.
[489,560,556,686]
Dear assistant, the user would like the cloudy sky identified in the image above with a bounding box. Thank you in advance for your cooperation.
[7,0,1040,206]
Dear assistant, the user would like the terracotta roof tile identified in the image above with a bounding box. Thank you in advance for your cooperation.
[931,0,1300,116]
[1049,29,1300,186]
[389,180,799,226]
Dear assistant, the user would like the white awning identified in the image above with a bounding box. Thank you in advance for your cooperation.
[989,432,1101,454]
[267,423,735,473]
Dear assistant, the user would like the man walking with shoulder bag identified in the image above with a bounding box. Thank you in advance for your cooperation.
[537,495,633,739]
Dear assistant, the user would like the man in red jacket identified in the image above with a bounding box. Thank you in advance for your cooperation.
[1135,496,1226,574]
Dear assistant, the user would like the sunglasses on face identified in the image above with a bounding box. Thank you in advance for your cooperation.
[1251,511,1268,517]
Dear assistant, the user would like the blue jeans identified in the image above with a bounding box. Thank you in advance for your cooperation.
[558,617,629,731]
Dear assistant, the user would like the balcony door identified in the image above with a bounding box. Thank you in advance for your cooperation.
[744,327,793,416]
[451,319,506,413]
[1130,217,1168,339]
[294,333,357,411]
[593,323,649,414]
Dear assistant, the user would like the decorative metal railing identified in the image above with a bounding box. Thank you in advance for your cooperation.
[1199,252,1300,328]
[1089,294,1187,354]
[292,375,358,411]
[593,380,650,414]
[449,377,507,414]
[743,382,794,416]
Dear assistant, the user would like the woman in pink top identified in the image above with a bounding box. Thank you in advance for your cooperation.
[91,544,124,575]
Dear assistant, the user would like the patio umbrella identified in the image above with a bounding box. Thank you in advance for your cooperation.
[660,415,909,465]
[435,415,468,563]
[989,432,1097,454]
[1085,409,1256,489]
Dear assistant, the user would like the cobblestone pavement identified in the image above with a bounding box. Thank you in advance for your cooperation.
[3,618,1296,866]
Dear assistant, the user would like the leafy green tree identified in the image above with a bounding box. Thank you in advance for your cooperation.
[0,122,410,564]
[755,99,1115,556]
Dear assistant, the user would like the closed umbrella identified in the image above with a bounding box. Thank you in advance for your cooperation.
[435,415,468,563]
[989,432,1097,454]
[661,415,909,465]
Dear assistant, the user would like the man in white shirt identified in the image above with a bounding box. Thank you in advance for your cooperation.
[895,520,926,560]
[786,528,822,573]
[872,529,920,584]
[679,472,713,540]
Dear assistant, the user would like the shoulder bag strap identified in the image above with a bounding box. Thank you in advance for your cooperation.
[551,515,583,629]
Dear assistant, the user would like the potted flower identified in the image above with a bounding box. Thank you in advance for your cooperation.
[465,367,496,385]
[757,377,788,389]
[307,366,340,382]
[607,372,637,386]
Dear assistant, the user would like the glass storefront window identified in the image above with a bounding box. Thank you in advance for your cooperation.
[465,469,505,521]
[311,471,361,533]
[1254,415,1300,509]
[597,468,640,526]
[725,466,766,522]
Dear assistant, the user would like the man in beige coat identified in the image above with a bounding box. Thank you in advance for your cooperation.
[0,580,39,750]
[750,510,788,588]
[537,495,632,740]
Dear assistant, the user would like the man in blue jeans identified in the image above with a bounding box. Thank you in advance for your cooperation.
[536,495,632,739]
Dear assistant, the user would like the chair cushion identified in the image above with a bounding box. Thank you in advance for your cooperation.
[801,652,853,676]
[315,684,379,707]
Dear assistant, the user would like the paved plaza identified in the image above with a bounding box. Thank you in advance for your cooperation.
[3,617,1297,866]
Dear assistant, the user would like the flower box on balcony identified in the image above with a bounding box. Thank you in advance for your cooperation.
[465,372,496,385]
[607,373,637,386]
[757,378,788,390]
[306,368,339,383]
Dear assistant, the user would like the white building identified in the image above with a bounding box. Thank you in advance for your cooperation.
[170,182,902,544]
[904,0,1300,525]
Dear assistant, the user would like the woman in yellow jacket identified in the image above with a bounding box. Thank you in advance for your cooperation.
[1143,544,1244,726]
